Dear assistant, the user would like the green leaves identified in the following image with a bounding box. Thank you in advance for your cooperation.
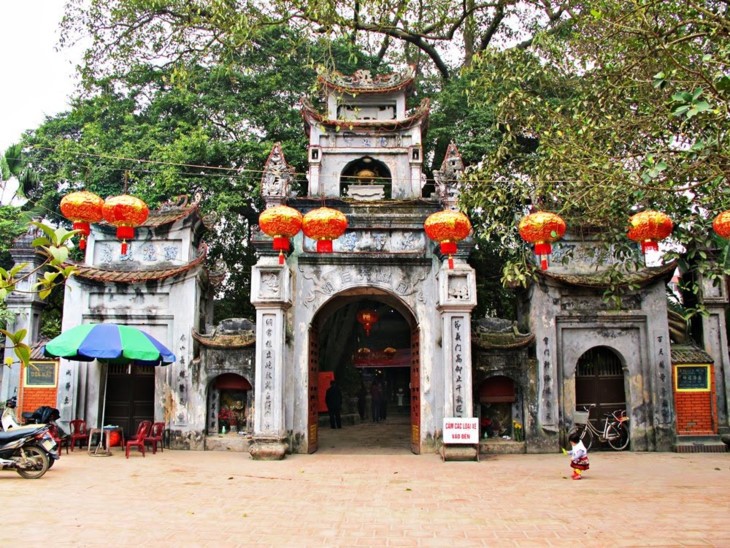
[0,328,31,367]
[671,88,712,119]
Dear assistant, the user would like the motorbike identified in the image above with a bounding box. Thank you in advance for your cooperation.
[0,424,56,478]
[2,398,62,468]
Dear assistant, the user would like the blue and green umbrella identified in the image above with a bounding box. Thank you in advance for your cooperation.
[43,323,175,365]
[43,323,175,454]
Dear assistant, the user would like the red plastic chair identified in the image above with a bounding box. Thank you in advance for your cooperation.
[144,422,165,454]
[49,423,69,455]
[125,420,152,458]
[69,419,89,452]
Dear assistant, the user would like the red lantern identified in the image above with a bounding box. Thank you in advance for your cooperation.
[259,205,303,264]
[424,210,472,269]
[302,207,348,253]
[102,194,150,254]
[356,309,379,336]
[518,211,566,270]
[59,191,104,250]
[627,210,673,254]
[713,211,730,240]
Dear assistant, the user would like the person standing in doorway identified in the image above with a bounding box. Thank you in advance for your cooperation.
[370,380,382,423]
[357,382,367,421]
[325,379,343,429]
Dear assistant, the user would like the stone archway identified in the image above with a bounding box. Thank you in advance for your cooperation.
[307,288,420,454]
[206,373,252,435]
[575,346,627,431]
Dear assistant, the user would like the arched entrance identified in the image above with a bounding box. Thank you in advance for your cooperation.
[575,346,627,433]
[207,373,252,434]
[477,375,524,441]
[307,290,420,454]
[340,156,393,199]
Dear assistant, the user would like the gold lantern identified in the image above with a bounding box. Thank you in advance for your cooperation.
[259,205,303,264]
[627,210,673,254]
[102,194,150,254]
[59,191,104,250]
[302,207,348,253]
[424,209,472,269]
[518,211,567,270]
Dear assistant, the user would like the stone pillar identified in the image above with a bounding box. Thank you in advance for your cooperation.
[249,259,291,460]
[437,262,477,418]
[1,227,46,402]
[699,274,730,433]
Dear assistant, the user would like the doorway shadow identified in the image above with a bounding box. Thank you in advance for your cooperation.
[317,412,412,455]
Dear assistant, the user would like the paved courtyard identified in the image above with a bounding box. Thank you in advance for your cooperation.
[4,421,730,547]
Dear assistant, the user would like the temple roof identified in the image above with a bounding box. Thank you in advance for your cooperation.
[125,195,213,230]
[671,344,714,364]
[539,261,677,289]
[192,330,255,349]
[192,318,256,348]
[472,318,534,350]
[301,97,430,132]
[317,66,416,95]
[70,244,208,284]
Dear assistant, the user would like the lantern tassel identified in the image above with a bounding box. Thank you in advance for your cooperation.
[448,256,454,269]
[540,256,548,270]
[278,250,285,265]
[121,241,128,255]
[79,236,87,250]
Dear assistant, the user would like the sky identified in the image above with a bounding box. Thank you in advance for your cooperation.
[0,1,80,153]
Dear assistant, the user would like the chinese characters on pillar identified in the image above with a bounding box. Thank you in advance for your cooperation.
[262,314,276,432]
[452,317,465,417]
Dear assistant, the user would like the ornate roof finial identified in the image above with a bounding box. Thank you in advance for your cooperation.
[433,141,464,210]
[261,143,296,207]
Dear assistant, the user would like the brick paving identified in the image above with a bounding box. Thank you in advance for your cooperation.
[3,420,730,547]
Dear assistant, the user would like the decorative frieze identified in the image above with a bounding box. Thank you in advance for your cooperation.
[560,294,641,312]
[96,240,182,265]
[299,265,428,309]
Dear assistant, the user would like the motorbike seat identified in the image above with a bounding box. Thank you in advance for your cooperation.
[0,427,44,443]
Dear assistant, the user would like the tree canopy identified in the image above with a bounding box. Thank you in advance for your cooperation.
[61,0,574,82]
[1,0,726,327]
[460,0,729,313]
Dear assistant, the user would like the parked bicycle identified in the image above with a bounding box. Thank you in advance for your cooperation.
[573,404,630,451]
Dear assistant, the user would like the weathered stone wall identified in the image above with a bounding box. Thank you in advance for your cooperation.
[525,275,675,452]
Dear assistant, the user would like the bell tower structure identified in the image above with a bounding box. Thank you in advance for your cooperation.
[250,67,477,459]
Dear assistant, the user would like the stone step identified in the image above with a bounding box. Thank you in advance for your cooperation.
[673,435,727,453]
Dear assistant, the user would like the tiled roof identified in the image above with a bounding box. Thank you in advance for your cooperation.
[671,344,714,364]
[300,98,430,132]
[191,330,256,349]
[540,261,676,288]
[102,198,213,230]
[71,245,207,284]
[318,66,416,94]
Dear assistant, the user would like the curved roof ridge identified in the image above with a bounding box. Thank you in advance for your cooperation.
[70,243,208,284]
[538,261,677,289]
[318,66,416,94]
[301,97,430,132]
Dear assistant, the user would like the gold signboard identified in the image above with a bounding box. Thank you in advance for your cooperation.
[24,361,58,388]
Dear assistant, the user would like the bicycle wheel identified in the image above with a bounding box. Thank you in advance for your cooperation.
[579,425,594,451]
[607,422,630,450]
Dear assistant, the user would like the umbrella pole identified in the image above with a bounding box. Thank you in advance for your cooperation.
[94,363,109,456]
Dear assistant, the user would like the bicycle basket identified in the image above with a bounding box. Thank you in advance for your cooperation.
[573,410,590,424]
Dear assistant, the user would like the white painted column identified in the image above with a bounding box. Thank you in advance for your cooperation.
[249,259,291,459]
[437,262,477,418]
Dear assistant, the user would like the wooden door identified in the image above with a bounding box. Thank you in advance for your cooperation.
[307,324,319,454]
[410,326,420,454]
[105,364,155,435]
[575,346,626,427]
